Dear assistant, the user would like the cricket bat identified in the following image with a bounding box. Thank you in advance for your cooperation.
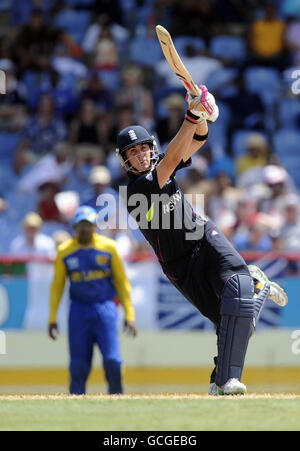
[156,25,200,97]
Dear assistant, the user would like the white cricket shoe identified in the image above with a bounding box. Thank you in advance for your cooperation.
[223,378,247,395]
[208,378,247,396]
[248,264,288,307]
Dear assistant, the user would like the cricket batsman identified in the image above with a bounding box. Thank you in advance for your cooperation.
[115,85,287,395]
[48,205,136,395]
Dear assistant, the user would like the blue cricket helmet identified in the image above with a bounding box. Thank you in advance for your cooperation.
[116,125,159,175]
[73,205,97,226]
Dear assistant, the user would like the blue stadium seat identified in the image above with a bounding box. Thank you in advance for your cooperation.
[0,132,20,162]
[173,36,205,56]
[231,129,267,157]
[209,35,246,61]
[244,66,281,107]
[54,9,91,44]
[273,128,300,158]
[277,97,300,127]
[206,67,238,96]
[129,36,163,67]
[278,154,300,189]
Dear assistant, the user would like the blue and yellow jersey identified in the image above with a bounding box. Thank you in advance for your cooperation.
[49,233,134,323]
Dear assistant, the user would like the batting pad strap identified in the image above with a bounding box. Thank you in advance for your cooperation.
[193,131,208,141]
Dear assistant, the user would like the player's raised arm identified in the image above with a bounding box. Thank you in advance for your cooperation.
[156,85,219,188]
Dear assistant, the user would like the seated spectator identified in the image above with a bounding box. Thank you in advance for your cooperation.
[234,197,258,233]
[0,59,28,132]
[93,24,119,69]
[208,171,242,223]
[156,43,222,90]
[278,193,300,250]
[225,75,265,152]
[69,99,104,147]
[236,133,269,177]
[259,165,295,214]
[170,0,216,42]
[285,11,300,64]
[214,209,237,241]
[10,211,56,257]
[247,1,288,69]
[178,154,213,216]
[82,13,129,56]
[81,165,116,209]
[13,8,62,73]
[14,93,68,174]
[233,213,273,252]
[37,181,65,223]
[18,141,73,193]
[156,93,185,151]
[115,64,155,130]
[80,71,113,114]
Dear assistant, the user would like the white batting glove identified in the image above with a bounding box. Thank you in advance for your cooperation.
[187,85,219,123]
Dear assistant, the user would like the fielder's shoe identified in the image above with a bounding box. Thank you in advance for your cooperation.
[208,379,247,396]
[248,264,288,307]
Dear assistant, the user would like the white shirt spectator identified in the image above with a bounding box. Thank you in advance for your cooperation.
[10,232,56,258]
[156,55,222,88]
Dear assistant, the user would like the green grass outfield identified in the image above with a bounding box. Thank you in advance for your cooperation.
[0,394,300,431]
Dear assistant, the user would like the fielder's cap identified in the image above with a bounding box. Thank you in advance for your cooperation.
[89,165,111,185]
[22,212,43,229]
[73,206,97,225]
[117,125,153,153]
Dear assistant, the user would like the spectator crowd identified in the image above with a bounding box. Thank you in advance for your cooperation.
[0,0,300,265]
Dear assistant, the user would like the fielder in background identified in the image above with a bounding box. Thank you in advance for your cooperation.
[48,205,136,395]
[116,85,287,396]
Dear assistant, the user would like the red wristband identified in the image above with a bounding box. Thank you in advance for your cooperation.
[185,110,199,124]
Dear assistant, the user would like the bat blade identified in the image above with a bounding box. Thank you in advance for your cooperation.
[156,25,200,97]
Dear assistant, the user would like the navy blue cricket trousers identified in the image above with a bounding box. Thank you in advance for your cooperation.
[68,299,122,395]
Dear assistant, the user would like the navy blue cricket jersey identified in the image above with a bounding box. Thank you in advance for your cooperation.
[126,155,207,266]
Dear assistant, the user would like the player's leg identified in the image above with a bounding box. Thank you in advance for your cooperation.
[68,302,94,395]
[248,264,288,307]
[214,272,270,394]
[94,300,123,394]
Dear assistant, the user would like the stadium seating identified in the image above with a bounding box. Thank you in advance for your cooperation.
[54,8,91,44]
[273,128,300,158]
[173,36,206,56]
[205,67,239,96]
[244,66,281,107]
[209,35,246,62]
[277,97,300,128]
[129,36,163,67]
[0,132,20,163]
